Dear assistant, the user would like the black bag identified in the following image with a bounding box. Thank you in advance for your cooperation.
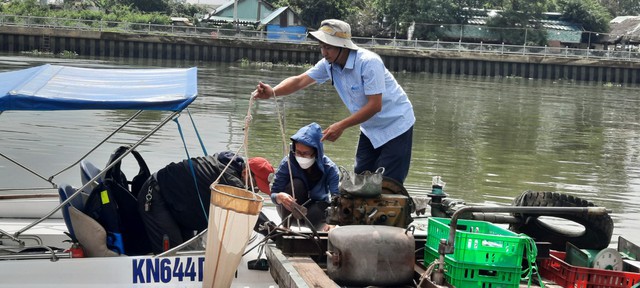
[83,146,152,256]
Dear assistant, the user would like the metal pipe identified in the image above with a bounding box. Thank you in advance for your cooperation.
[157,228,207,257]
[15,110,182,237]
[443,206,610,254]
[0,250,70,261]
[470,212,521,224]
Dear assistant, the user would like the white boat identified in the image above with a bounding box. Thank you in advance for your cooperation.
[0,64,277,288]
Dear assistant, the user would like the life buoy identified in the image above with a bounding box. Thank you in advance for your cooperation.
[509,190,614,251]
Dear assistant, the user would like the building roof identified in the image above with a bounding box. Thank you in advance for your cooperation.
[203,0,275,24]
[213,0,236,14]
[462,17,583,43]
[213,0,274,15]
[604,16,640,43]
[260,6,287,25]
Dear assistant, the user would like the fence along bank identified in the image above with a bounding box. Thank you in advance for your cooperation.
[1,23,640,85]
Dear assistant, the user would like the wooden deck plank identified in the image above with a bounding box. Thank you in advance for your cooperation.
[267,243,563,288]
[265,243,339,288]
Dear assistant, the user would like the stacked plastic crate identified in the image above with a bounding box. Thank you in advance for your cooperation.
[424,217,536,288]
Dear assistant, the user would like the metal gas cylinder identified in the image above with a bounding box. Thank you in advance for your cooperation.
[326,225,415,286]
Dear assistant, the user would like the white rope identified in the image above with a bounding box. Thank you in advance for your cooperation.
[269,88,299,227]
[211,95,258,200]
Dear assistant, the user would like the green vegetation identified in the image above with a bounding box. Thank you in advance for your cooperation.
[0,0,206,25]
[274,0,617,44]
[2,0,629,45]
[59,50,78,58]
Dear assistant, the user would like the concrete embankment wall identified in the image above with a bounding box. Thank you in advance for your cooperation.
[2,26,640,85]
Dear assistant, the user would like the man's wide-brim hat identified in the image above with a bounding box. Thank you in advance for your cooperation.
[309,19,359,50]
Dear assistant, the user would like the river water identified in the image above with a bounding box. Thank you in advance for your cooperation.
[1,53,639,247]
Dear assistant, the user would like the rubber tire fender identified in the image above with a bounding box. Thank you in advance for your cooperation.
[509,190,613,251]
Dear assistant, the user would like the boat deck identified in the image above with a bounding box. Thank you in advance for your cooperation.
[263,229,564,288]
[265,243,563,288]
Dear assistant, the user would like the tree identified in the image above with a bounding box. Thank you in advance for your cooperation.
[4,0,50,16]
[120,0,169,13]
[371,0,460,40]
[89,0,121,12]
[345,1,384,37]
[598,0,640,17]
[483,0,550,45]
[275,0,362,28]
[560,0,610,32]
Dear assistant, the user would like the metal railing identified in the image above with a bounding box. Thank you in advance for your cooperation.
[357,36,640,62]
[2,14,639,63]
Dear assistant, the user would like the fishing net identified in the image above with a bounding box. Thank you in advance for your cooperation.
[202,184,264,288]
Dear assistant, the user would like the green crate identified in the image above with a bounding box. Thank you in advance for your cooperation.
[424,246,522,288]
[426,217,532,267]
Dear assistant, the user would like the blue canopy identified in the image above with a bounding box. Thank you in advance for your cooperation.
[0,64,198,111]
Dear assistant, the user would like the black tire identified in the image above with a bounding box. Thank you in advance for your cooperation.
[381,176,409,197]
[509,190,613,251]
[381,177,415,225]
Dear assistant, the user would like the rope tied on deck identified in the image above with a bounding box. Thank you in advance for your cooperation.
[521,234,545,288]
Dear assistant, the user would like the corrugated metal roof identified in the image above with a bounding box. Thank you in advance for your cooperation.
[260,7,287,25]
[467,17,581,31]
[611,16,639,24]
[605,16,640,43]
[205,15,259,24]
[467,18,485,25]
[213,0,234,14]
[538,20,582,31]
[460,17,582,43]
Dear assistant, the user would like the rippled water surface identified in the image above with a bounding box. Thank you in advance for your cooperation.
[1,54,639,246]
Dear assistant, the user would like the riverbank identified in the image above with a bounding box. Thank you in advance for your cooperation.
[2,23,640,85]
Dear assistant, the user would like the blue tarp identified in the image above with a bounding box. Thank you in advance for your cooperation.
[266,25,306,42]
[0,64,198,111]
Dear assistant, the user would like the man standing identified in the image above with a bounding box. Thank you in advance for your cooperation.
[253,19,415,184]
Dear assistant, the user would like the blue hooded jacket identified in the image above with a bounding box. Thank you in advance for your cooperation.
[270,122,340,204]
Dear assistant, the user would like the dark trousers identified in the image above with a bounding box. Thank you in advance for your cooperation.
[355,126,413,184]
[276,178,329,230]
[137,176,195,254]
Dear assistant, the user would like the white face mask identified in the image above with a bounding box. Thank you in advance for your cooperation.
[295,156,316,169]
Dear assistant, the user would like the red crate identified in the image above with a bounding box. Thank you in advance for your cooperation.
[539,250,640,288]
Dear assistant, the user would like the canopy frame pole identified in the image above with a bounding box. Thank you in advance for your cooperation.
[0,152,52,185]
[14,110,181,238]
[0,110,143,187]
[48,110,144,181]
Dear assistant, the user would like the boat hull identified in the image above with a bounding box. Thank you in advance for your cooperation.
[0,249,276,287]
[1,254,205,288]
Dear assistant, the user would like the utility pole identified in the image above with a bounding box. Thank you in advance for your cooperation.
[394,21,397,39]
[233,0,239,32]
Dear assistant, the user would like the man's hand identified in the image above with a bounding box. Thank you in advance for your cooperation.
[252,82,274,99]
[321,122,345,142]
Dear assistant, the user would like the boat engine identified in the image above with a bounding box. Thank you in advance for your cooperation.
[326,177,414,228]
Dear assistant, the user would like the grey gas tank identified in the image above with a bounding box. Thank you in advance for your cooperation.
[326,225,415,286]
